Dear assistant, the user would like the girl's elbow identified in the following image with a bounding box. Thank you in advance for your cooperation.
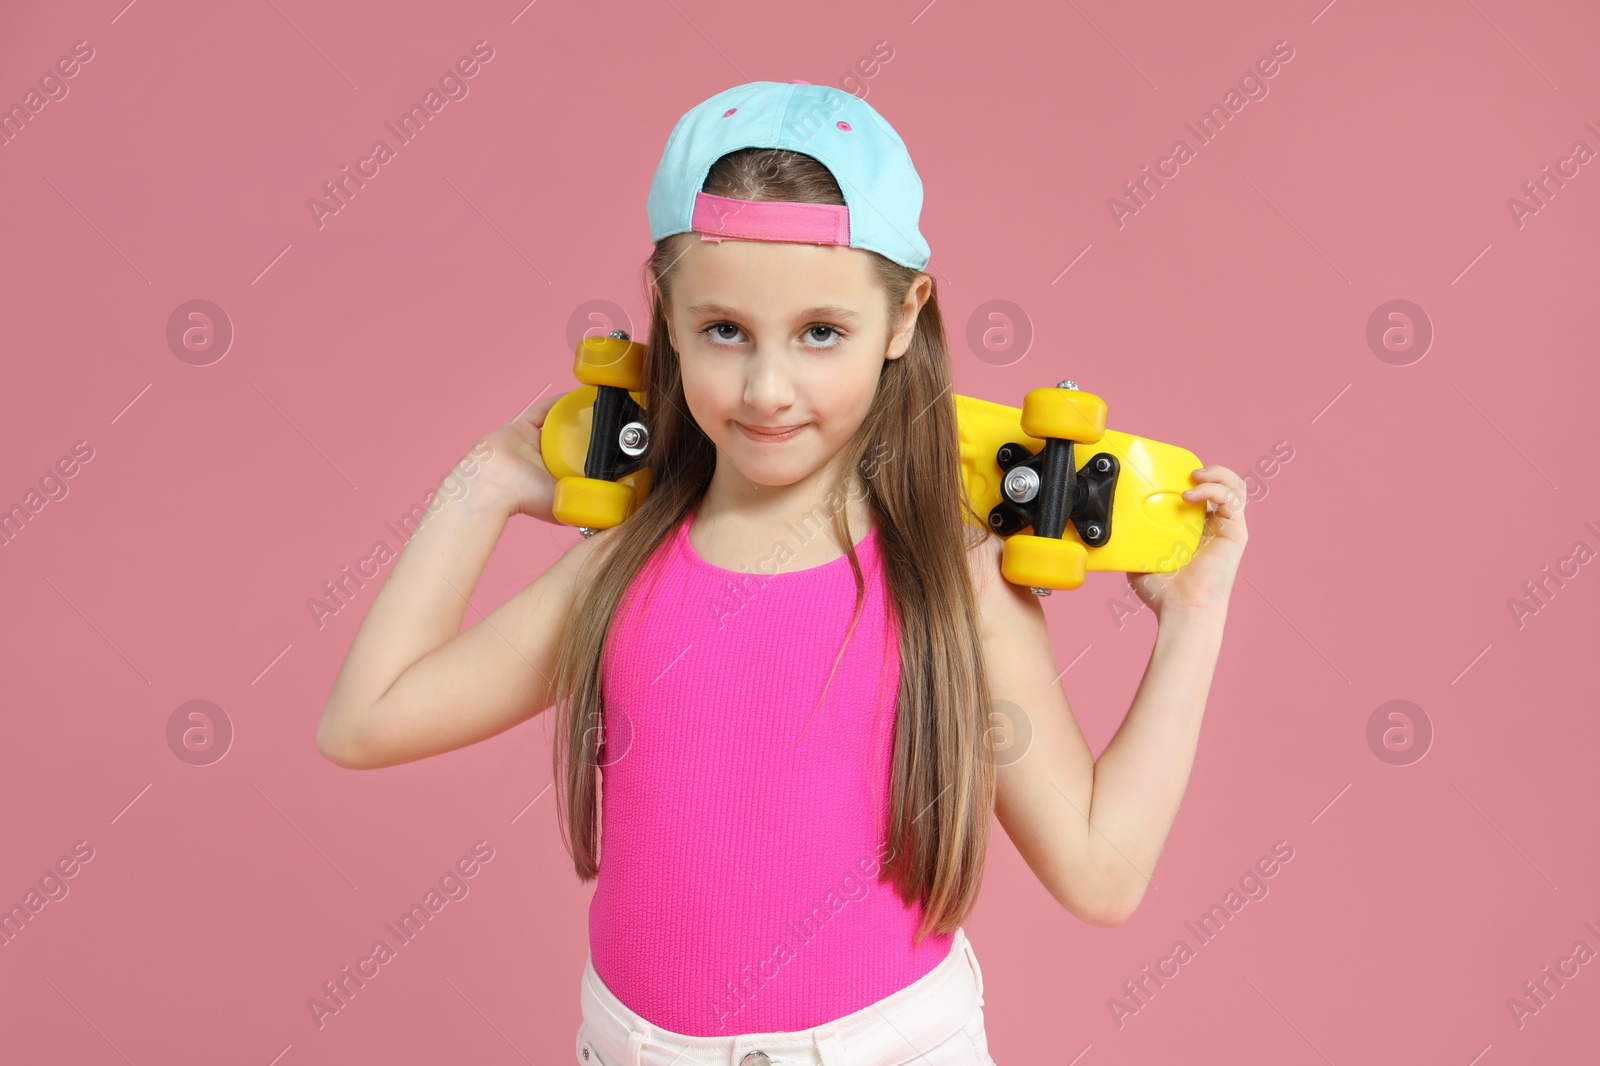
[1074,898,1132,929]
[1099,884,1149,927]
[1062,881,1142,928]
[316,709,379,769]
[316,727,361,769]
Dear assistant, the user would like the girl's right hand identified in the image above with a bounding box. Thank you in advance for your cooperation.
[471,390,570,524]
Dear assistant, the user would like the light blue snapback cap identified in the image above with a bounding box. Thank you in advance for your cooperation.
[646,80,931,271]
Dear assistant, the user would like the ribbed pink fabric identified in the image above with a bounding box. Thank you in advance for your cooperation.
[589,509,954,1036]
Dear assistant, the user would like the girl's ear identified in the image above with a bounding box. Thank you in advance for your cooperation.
[886,274,933,360]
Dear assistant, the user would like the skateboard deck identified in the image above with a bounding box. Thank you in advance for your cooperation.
[541,333,1206,592]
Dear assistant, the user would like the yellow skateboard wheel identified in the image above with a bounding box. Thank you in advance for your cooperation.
[1001,533,1089,591]
[552,476,639,530]
[573,335,647,391]
[1020,388,1107,444]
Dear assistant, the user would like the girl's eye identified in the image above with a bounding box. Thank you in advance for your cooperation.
[702,322,744,345]
[805,325,843,347]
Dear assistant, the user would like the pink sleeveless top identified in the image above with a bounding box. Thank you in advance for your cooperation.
[589,509,953,1035]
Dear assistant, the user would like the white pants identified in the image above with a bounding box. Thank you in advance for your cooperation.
[576,927,996,1066]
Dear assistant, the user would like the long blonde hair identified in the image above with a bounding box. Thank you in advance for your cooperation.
[549,147,996,943]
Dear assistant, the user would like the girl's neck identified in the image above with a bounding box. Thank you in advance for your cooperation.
[687,504,875,575]
[690,473,876,574]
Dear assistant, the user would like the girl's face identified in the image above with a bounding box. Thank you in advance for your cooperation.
[660,236,927,500]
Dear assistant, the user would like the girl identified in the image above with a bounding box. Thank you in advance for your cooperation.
[317,80,1248,1066]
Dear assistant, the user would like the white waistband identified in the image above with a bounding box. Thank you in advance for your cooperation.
[579,927,984,1066]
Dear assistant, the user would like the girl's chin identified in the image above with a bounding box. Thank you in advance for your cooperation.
[721,452,817,488]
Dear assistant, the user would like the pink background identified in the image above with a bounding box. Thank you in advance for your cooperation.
[3,0,1598,1062]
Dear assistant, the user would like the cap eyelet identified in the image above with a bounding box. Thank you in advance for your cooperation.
[836,120,852,131]
[723,107,737,117]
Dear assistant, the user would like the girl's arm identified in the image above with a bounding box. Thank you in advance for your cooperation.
[982,465,1248,926]
[315,392,612,769]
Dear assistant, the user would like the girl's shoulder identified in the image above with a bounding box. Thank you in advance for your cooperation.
[550,523,625,585]
[964,525,1042,652]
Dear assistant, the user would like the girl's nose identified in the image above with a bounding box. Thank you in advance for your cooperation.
[743,348,796,411]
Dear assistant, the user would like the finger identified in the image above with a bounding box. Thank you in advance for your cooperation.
[1183,482,1246,516]
[1189,465,1246,492]
[1191,486,1243,517]
[1186,480,1242,500]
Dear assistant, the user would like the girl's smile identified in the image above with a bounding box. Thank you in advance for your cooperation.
[735,421,809,443]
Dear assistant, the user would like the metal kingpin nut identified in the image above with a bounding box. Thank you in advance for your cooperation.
[579,527,596,538]
[620,421,649,456]
[1085,524,1102,539]
[1004,466,1040,504]
[1031,585,1051,597]
[1058,379,1077,389]
[1094,457,1111,472]
[609,329,630,339]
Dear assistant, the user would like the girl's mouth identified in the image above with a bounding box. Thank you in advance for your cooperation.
[736,421,808,443]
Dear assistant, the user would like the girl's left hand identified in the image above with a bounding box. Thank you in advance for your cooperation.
[1128,464,1249,618]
